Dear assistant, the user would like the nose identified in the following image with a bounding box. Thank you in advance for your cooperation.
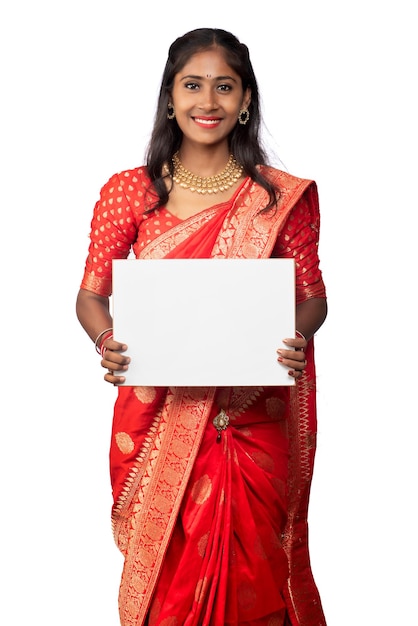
[198,86,219,111]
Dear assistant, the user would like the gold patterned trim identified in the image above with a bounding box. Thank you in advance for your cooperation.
[117,387,216,625]
[139,204,225,259]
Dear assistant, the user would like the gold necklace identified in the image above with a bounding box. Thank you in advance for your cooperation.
[171,152,243,194]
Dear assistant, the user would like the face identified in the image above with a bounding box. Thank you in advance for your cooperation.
[170,47,251,149]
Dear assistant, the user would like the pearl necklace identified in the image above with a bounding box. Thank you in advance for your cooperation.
[171,152,243,194]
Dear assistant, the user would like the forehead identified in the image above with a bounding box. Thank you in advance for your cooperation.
[177,47,239,79]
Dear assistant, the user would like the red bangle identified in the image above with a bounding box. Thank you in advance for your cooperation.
[99,332,113,357]
[94,327,113,354]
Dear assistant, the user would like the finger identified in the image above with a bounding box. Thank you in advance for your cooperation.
[277,349,306,364]
[282,337,307,352]
[292,357,308,371]
[277,352,307,375]
[104,338,128,352]
[101,351,131,369]
[104,369,126,385]
[288,369,304,380]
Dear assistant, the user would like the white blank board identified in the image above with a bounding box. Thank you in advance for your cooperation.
[112,258,295,387]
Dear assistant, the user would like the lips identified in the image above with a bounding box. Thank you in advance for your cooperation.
[193,117,222,128]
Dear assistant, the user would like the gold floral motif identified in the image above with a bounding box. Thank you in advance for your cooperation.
[136,546,155,567]
[194,577,209,603]
[153,494,172,514]
[177,411,200,430]
[250,449,275,473]
[266,396,286,420]
[242,241,260,258]
[143,523,163,542]
[161,466,180,486]
[130,573,147,594]
[115,432,135,454]
[171,438,190,459]
[252,213,272,234]
[134,386,156,404]
[191,474,212,505]
[197,532,209,557]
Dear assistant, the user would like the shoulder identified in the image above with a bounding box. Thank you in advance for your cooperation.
[111,165,151,189]
[97,166,153,205]
[258,165,319,217]
[258,164,315,191]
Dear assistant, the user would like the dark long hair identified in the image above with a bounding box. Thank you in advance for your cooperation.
[145,28,279,211]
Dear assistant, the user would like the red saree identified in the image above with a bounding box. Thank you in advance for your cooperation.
[81,166,327,625]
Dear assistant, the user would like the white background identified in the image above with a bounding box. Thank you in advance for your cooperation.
[1,1,416,624]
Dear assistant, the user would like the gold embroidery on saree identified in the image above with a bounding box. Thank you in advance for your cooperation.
[133,386,157,403]
[118,388,216,625]
[191,474,213,505]
[116,432,135,454]
[140,206,221,259]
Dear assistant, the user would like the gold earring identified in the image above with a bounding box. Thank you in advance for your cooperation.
[167,103,175,120]
[238,108,250,125]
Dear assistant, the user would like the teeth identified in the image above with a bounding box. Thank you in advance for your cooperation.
[195,118,219,125]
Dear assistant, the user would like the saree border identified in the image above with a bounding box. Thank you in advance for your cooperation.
[118,387,217,626]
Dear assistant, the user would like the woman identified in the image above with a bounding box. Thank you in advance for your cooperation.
[76,28,327,626]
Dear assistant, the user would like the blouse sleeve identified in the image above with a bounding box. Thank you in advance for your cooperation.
[272,190,326,304]
[80,172,139,297]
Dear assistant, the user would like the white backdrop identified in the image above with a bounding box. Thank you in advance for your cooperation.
[1,1,416,624]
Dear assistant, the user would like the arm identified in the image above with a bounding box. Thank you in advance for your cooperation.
[76,288,130,385]
[76,171,142,384]
[295,296,328,341]
[277,297,327,379]
[274,187,328,378]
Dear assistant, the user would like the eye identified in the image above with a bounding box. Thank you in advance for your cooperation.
[185,82,200,90]
[217,84,233,92]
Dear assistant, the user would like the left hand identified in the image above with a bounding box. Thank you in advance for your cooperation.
[277,336,308,380]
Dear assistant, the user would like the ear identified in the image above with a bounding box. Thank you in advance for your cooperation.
[242,87,251,110]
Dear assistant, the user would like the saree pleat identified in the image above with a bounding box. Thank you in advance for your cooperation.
[86,165,328,625]
[148,396,290,626]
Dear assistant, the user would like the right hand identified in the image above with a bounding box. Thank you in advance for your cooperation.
[101,338,130,385]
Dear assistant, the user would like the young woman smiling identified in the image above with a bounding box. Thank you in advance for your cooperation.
[76,28,327,626]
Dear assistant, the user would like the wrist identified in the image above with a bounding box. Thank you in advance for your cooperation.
[94,327,113,355]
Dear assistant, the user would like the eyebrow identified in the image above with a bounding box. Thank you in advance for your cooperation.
[180,74,238,83]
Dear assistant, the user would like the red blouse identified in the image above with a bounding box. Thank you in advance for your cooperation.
[81,167,326,304]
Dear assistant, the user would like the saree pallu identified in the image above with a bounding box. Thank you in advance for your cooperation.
[108,169,326,625]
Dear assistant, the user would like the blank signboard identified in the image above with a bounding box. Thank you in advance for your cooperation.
[112,258,295,387]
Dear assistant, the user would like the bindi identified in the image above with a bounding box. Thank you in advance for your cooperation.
[206,74,212,78]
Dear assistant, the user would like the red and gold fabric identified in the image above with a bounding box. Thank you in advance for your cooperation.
[81,166,327,625]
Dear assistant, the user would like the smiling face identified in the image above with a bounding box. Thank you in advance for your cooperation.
[170,47,251,151]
